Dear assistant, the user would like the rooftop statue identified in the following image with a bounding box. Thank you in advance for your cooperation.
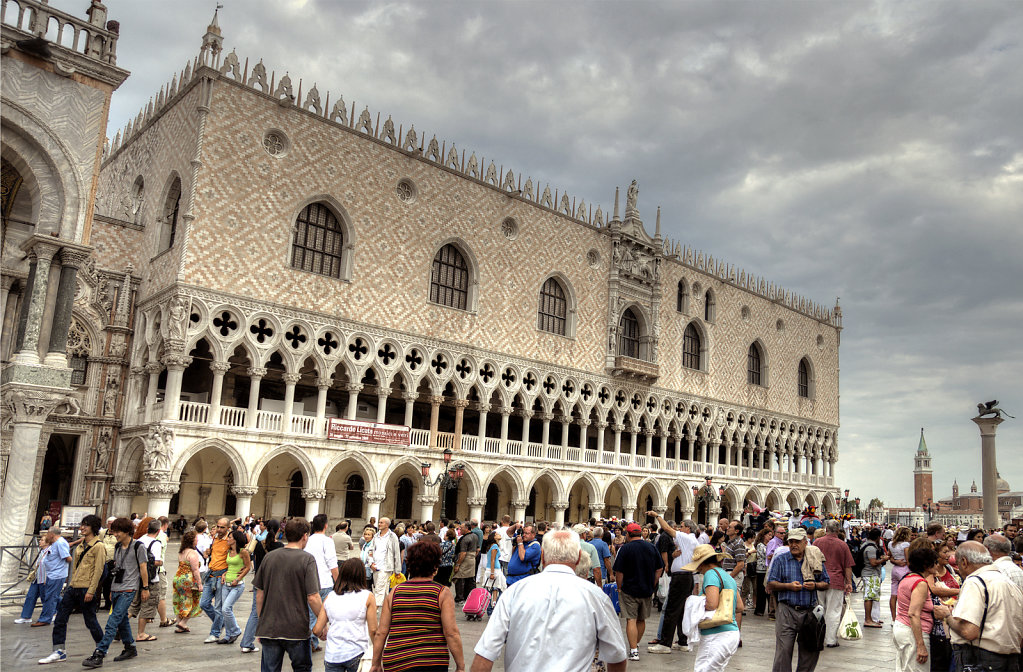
[976,400,1014,419]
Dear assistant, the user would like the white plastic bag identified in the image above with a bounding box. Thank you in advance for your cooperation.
[657,573,671,601]
[838,605,862,640]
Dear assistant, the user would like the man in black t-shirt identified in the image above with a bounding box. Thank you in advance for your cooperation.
[613,523,663,662]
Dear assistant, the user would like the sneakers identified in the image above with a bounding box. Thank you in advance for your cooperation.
[216,635,238,645]
[38,650,67,664]
[112,647,137,662]
[647,644,672,654]
[628,649,640,661]
[203,635,219,644]
[240,646,259,654]
[673,644,692,652]
[15,617,33,624]
[81,652,104,669]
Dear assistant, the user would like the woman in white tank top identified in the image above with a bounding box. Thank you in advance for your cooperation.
[313,558,378,672]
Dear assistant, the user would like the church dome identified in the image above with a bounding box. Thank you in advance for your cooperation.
[996,473,1010,494]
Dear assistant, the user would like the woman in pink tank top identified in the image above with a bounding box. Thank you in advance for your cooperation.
[891,543,952,672]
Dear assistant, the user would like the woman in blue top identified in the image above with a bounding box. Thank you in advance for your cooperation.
[680,544,743,672]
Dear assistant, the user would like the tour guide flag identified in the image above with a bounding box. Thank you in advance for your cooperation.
[326,418,411,446]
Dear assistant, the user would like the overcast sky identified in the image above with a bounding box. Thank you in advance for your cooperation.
[60,1,1022,508]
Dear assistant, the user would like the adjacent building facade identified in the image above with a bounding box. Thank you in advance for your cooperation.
[3,9,842,543]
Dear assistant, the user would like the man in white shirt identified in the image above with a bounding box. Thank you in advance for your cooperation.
[304,514,338,652]
[471,529,627,672]
[128,519,163,641]
[155,517,171,628]
[495,515,514,572]
[646,514,699,654]
[371,517,401,607]
[983,534,1023,591]
[194,520,213,581]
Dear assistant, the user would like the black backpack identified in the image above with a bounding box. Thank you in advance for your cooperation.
[135,539,158,586]
[853,541,876,578]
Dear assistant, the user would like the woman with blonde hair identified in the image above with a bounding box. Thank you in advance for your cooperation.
[888,526,913,621]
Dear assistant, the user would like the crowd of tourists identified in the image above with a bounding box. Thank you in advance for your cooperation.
[13,506,1023,672]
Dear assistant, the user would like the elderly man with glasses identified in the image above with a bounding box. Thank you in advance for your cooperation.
[767,528,830,672]
[200,518,232,644]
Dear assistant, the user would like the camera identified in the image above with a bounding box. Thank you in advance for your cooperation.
[113,567,125,583]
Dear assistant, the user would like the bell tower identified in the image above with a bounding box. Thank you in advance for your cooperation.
[913,427,933,509]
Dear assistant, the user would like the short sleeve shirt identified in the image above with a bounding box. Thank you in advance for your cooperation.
[721,537,746,575]
[814,535,854,590]
[701,568,739,635]
[612,539,662,598]
[42,537,71,581]
[253,547,320,640]
[590,538,612,565]
[950,566,1023,655]
[860,543,881,578]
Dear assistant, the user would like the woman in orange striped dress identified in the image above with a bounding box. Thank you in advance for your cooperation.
[370,541,465,672]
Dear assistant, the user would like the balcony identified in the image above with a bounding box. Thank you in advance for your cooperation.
[612,356,659,382]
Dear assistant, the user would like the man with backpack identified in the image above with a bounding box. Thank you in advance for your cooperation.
[128,519,163,643]
[506,524,541,586]
[859,527,889,628]
[82,517,151,668]
[39,515,107,664]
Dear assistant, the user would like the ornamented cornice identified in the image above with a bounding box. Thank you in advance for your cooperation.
[364,492,386,503]
[301,488,326,500]
[231,486,259,497]
[2,388,79,424]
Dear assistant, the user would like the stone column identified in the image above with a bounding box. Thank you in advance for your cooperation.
[682,507,695,523]
[623,506,636,522]
[468,497,485,524]
[346,383,363,420]
[499,406,512,452]
[553,501,568,528]
[708,440,721,470]
[0,388,69,582]
[644,428,654,457]
[589,501,606,520]
[418,495,439,523]
[144,362,161,419]
[512,499,529,523]
[660,433,669,460]
[231,486,259,519]
[595,421,607,453]
[428,395,443,448]
[262,490,276,520]
[629,429,638,458]
[540,412,552,450]
[613,424,624,463]
[43,247,89,367]
[143,476,178,519]
[316,377,332,435]
[376,387,392,423]
[0,274,15,333]
[972,414,1005,530]
[108,483,139,518]
[161,354,192,421]
[197,486,212,518]
[365,492,386,523]
[302,488,326,518]
[559,416,570,452]
[403,392,417,427]
[453,398,468,450]
[477,403,491,445]
[520,409,533,446]
[12,241,60,365]
[281,373,301,432]
[578,418,591,452]
[245,367,267,429]
[208,361,231,426]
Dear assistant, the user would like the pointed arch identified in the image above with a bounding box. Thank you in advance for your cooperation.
[603,474,635,505]
[289,195,355,281]
[527,467,567,502]
[250,443,316,488]
[482,464,525,502]
[430,238,479,312]
[114,437,147,484]
[170,437,249,485]
[537,272,577,338]
[636,477,665,509]
[318,449,380,492]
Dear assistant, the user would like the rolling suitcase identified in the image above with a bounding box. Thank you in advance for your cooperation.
[462,586,491,621]
[602,581,621,615]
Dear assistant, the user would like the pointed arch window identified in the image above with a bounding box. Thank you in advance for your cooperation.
[677,280,689,313]
[159,177,180,252]
[430,244,469,310]
[798,358,812,398]
[747,342,762,385]
[292,202,344,278]
[67,318,92,386]
[704,289,716,322]
[618,309,640,359]
[683,323,702,370]
[344,474,364,519]
[538,277,567,336]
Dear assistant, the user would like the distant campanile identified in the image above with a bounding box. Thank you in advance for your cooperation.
[913,428,933,509]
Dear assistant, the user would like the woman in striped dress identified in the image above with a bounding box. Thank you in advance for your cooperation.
[370,541,465,672]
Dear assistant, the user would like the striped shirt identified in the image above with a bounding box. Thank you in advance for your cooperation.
[381,580,448,671]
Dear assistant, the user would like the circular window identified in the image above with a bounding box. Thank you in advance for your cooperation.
[396,179,417,204]
[500,217,518,240]
[741,306,751,322]
[586,249,601,268]
[262,129,289,158]
[816,334,825,348]
[776,319,785,332]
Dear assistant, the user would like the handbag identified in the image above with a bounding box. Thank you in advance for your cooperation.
[799,608,826,652]
[838,602,862,640]
[698,569,735,630]
[928,632,952,672]
[389,572,406,591]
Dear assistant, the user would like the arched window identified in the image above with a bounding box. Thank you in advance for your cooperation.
[430,244,469,310]
[618,309,640,359]
[677,280,689,313]
[395,478,414,519]
[292,202,344,277]
[537,277,567,335]
[798,358,812,398]
[748,342,762,385]
[344,474,364,519]
[484,483,499,522]
[683,323,701,370]
[157,176,180,252]
[704,289,716,322]
[66,318,92,386]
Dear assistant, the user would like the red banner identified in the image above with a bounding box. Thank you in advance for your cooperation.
[326,418,411,446]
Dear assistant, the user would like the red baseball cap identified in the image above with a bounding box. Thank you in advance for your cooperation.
[625,523,642,535]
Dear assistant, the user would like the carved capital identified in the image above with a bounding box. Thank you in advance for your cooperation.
[346,383,364,394]
[59,247,91,269]
[429,395,445,406]
[452,398,470,409]
[377,387,393,399]
[301,488,326,500]
[145,361,163,375]
[539,412,554,422]
[162,354,192,369]
[209,361,231,374]
[577,418,591,427]
[417,495,439,505]
[589,502,606,511]
[552,501,569,510]
[27,240,61,264]
[612,424,625,433]
[109,482,140,496]
[283,373,302,385]
[231,486,260,497]
[467,497,486,507]
[2,388,77,425]
[247,366,268,379]
[364,492,387,503]
[556,415,572,425]
[402,391,419,402]
[519,409,534,419]
[499,406,513,417]
[317,377,333,390]
[511,499,531,509]
[476,402,492,414]
[142,475,178,497]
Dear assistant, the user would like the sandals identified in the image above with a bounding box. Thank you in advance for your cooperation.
[174,625,190,633]
[159,619,177,628]
[136,634,158,641]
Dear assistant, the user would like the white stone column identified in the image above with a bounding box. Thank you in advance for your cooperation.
[499,406,512,452]
[595,421,607,453]
[346,383,363,420]
[512,499,529,523]
[659,432,668,459]
[560,416,570,452]
[11,241,59,365]
[589,501,605,521]
[644,428,654,456]
[682,507,695,523]
[453,398,468,450]
[161,354,192,421]
[578,418,591,452]
[232,486,259,520]
[553,501,568,528]
[403,392,417,427]
[144,362,162,423]
[540,412,552,450]
[520,409,533,446]
[709,440,721,470]
[365,492,385,523]
[477,403,491,444]
[143,477,178,519]
[376,387,391,423]
[245,367,267,429]
[208,361,230,426]
[303,488,326,518]
[428,395,443,449]
[316,377,331,435]
[108,483,139,519]
[629,429,638,458]
[282,373,301,432]
[468,497,485,524]
[613,424,623,461]
[623,506,636,522]
[973,415,1004,530]
[418,495,438,523]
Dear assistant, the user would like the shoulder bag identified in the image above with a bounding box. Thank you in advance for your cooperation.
[698,568,736,629]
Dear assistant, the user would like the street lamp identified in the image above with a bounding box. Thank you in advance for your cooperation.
[421,448,465,490]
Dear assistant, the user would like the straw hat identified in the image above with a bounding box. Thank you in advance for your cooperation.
[680,544,731,572]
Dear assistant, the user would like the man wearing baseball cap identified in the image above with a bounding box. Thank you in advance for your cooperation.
[612,522,662,662]
[766,527,830,672]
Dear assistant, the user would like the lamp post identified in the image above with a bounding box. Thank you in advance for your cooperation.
[854,497,861,519]
[421,448,465,490]
[692,476,723,527]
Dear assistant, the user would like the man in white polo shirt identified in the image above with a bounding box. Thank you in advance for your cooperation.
[646,513,699,655]
[303,514,338,652]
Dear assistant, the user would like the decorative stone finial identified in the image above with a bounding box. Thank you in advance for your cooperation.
[655,206,662,240]
[612,186,620,221]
